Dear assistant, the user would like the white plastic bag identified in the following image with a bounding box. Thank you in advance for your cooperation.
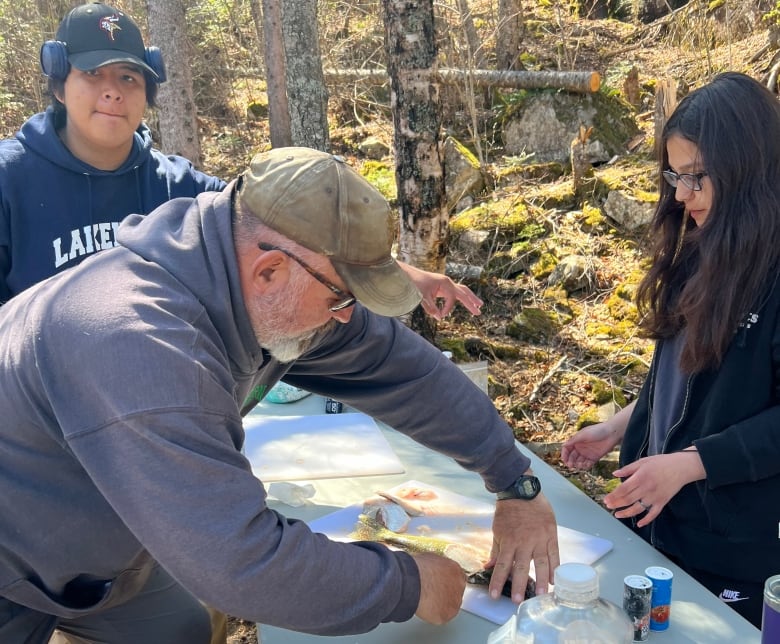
[267,482,316,507]
[486,613,533,644]
[486,614,516,644]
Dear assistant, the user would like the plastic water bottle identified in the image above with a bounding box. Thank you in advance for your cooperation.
[515,563,633,643]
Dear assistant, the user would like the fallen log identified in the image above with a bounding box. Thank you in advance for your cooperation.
[228,66,600,94]
[324,68,601,94]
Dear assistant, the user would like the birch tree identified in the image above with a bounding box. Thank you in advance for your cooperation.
[382,0,445,336]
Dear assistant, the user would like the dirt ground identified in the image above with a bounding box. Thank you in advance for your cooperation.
[221,6,776,643]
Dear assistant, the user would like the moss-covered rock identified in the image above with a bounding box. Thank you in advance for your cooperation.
[589,379,628,407]
[500,88,640,164]
[507,307,561,342]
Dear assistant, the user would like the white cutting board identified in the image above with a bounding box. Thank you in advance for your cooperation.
[308,480,613,625]
[243,413,405,482]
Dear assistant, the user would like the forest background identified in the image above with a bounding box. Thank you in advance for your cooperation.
[0,1,778,642]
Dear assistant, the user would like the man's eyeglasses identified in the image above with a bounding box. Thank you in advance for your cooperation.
[662,170,708,192]
[257,242,356,312]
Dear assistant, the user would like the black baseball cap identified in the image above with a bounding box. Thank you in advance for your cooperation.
[55,2,159,79]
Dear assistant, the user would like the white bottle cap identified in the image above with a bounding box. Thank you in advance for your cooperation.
[554,563,599,603]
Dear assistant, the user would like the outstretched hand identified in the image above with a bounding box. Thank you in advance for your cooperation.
[561,422,622,471]
[398,262,483,320]
[562,401,635,471]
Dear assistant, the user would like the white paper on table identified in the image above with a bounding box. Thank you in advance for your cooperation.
[243,413,405,482]
[308,480,614,625]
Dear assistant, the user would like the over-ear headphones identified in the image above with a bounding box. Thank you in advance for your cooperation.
[39,40,167,83]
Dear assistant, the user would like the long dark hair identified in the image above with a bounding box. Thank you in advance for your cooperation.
[636,72,780,373]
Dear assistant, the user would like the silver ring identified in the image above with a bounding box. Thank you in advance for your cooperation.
[637,500,652,511]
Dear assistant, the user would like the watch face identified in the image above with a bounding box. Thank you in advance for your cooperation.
[498,475,540,500]
[519,478,536,496]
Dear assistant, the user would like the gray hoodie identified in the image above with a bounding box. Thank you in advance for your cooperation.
[0,185,530,635]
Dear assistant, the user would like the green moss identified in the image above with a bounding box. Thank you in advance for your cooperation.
[531,251,558,279]
[603,478,621,493]
[506,307,560,342]
[484,341,522,360]
[605,291,638,323]
[246,101,268,119]
[576,408,601,430]
[584,318,638,340]
[582,203,605,227]
[614,280,638,301]
[359,160,396,202]
[519,52,537,67]
[589,378,627,406]
[448,136,480,167]
[437,338,469,362]
[449,197,531,234]
[596,160,657,194]
[523,179,578,210]
[498,161,565,179]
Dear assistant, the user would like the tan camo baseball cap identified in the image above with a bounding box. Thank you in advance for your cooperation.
[238,147,422,317]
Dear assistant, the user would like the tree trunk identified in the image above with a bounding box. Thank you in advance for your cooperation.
[262,0,292,147]
[248,0,265,76]
[455,0,485,69]
[496,0,523,71]
[146,0,201,162]
[654,78,677,158]
[382,0,445,339]
[281,0,329,151]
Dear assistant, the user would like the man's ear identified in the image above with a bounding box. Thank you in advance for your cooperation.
[247,248,290,296]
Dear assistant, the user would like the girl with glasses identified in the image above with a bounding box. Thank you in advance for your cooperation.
[562,72,780,627]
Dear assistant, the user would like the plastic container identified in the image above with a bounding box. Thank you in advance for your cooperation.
[514,563,633,644]
[763,574,780,644]
[458,360,488,393]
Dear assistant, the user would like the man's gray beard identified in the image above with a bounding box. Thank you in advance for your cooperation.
[248,267,335,363]
[260,328,318,363]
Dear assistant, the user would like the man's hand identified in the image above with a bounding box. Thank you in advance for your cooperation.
[412,552,467,624]
[398,262,483,320]
[487,494,559,603]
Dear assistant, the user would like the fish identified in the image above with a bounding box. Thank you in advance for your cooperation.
[466,567,537,600]
[361,497,412,532]
[375,491,425,517]
[349,514,488,573]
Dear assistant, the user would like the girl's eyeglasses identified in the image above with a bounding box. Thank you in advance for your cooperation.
[662,170,708,192]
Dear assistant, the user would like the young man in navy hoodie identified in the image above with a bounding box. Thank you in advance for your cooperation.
[0,2,482,320]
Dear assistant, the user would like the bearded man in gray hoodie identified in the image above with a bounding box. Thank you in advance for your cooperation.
[0,147,559,643]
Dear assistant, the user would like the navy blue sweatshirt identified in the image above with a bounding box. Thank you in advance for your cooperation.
[0,108,224,302]
[621,276,780,583]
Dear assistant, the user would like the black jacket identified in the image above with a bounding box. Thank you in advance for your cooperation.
[620,275,780,582]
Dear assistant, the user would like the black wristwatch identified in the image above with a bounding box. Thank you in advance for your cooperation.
[496,475,542,501]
